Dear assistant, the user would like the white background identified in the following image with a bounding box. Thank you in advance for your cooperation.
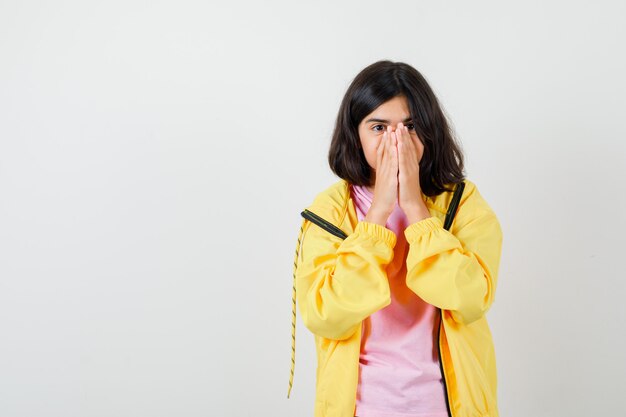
[1,1,625,416]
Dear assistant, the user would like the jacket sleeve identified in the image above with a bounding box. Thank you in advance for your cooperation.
[403,184,503,325]
[295,219,397,340]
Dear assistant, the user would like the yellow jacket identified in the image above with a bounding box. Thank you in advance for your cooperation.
[288,178,503,417]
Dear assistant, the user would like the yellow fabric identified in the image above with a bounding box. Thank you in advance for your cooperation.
[290,178,503,417]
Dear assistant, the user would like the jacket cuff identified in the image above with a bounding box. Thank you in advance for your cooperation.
[355,221,397,248]
[404,216,444,242]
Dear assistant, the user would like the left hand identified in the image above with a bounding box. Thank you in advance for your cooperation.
[395,122,430,222]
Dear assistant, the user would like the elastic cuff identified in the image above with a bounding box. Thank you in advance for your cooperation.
[404,216,443,242]
[355,221,397,248]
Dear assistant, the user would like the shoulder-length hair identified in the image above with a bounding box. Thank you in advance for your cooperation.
[328,60,466,197]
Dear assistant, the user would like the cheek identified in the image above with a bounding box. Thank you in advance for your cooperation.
[366,146,379,165]
[407,133,421,148]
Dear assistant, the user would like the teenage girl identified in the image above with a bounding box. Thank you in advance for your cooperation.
[289,60,504,417]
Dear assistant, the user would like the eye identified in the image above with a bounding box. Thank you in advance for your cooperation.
[372,124,385,132]
[406,123,416,131]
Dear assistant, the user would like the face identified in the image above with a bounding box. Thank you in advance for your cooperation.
[357,95,423,181]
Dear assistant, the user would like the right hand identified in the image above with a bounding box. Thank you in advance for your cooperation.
[366,126,399,225]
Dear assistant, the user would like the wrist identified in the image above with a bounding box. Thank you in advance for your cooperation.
[365,206,391,226]
[404,203,431,225]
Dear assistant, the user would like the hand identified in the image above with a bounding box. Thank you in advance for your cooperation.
[396,122,431,224]
[365,125,398,225]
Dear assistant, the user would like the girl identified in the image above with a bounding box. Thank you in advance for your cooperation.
[288,60,503,417]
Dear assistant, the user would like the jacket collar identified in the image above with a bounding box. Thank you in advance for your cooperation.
[304,179,353,229]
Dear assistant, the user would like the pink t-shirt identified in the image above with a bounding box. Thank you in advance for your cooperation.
[351,184,449,417]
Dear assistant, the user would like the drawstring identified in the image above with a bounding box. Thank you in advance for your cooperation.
[288,218,307,398]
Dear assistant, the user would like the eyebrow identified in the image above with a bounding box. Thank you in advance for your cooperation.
[364,117,413,124]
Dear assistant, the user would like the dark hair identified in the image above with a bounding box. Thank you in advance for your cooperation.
[328,60,465,197]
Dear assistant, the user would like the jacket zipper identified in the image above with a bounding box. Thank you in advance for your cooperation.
[439,181,464,417]
[437,308,453,417]
[301,209,348,240]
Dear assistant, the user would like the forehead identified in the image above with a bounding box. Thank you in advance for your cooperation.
[362,96,412,124]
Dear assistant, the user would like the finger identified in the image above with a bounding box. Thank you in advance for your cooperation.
[396,128,405,157]
[400,125,412,151]
[393,131,399,170]
[411,132,424,159]
[384,126,392,162]
[376,131,386,169]
[377,131,386,156]
[396,122,406,142]
[397,123,405,143]
[399,126,411,156]
[392,129,399,169]
[396,126,404,151]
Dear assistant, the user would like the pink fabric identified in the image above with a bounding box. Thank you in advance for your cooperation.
[351,184,449,417]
